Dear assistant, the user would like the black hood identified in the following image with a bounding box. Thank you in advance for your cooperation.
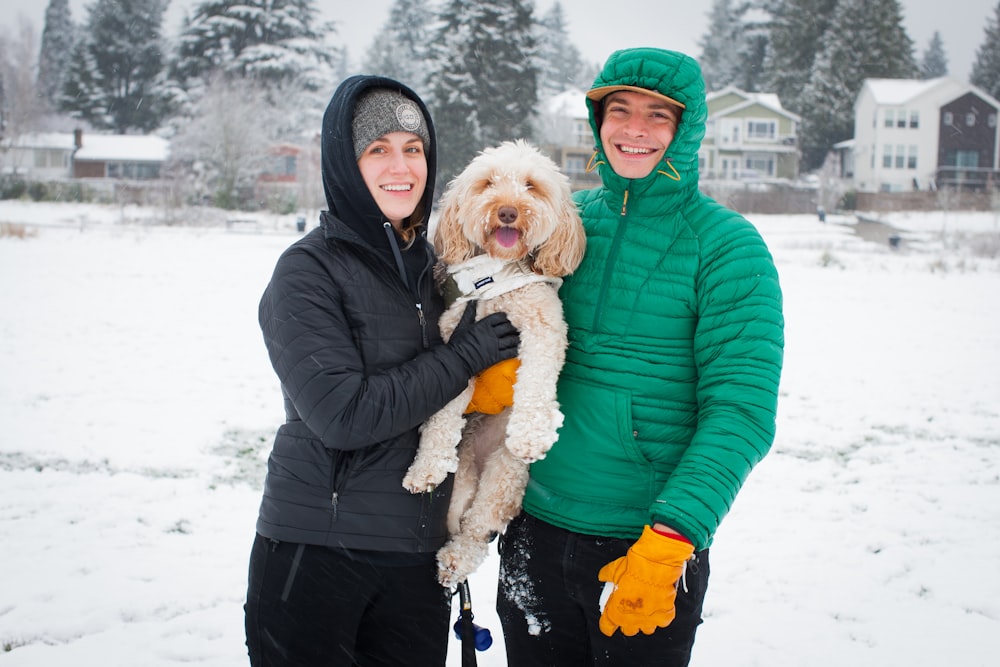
[320,75,438,256]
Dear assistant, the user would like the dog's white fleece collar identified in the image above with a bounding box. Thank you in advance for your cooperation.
[449,255,561,302]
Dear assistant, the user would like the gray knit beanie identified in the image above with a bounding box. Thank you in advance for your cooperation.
[352,87,431,159]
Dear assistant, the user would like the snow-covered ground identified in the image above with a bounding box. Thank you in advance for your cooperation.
[1,201,998,666]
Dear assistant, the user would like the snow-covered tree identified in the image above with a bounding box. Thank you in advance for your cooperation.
[971,1,1000,99]
[1,18,46,147]
[797,0,917,171]
[428,0,539,187]
[534,2,594,99]
[172,0,337,92]
[59,0,173,133]
[167,74,283,209]
[36,0,76,112]
[762,0,838,113]
[360,0,435,95]
[919,31,948,79]
[699,0,770,93]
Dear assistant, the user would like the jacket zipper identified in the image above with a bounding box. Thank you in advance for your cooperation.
[384,222,430,348]
[594,186,630,329]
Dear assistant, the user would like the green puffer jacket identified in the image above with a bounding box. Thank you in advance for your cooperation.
[522,48,784,550]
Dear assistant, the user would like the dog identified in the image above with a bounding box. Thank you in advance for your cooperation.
[402,139,586,588]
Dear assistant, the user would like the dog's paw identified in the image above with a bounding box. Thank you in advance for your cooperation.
[402,452,458,493]
[437,537,490,588]
[505,406,564,463]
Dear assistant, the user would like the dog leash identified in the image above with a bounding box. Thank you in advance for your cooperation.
[454,580,492,665]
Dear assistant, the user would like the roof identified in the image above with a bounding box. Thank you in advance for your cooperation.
[707,86,801,121]
[862,78,953,105]
[545,88,590,119]
[74,134,170,162]
[1,132,76,151]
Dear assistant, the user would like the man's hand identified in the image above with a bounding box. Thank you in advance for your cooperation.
[597,525,694,637]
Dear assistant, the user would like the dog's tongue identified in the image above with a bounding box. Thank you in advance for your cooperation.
[496,226,520,248]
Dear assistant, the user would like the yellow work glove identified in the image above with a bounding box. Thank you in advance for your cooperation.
[597,525,695,637]
[464,357,520,414]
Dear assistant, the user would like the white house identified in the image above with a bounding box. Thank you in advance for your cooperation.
[0,130,170,182]
[0,132,76,180]
[851,77,1000,192]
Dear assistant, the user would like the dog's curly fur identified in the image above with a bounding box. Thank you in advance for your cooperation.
[402,139,586,588]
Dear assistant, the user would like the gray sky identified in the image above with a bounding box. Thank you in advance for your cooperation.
[1,0,994,84]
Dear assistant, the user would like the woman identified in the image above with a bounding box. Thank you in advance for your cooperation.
[244,75,520,666]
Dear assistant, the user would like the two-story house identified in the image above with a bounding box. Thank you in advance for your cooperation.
[701,86,801,182]
[851,77,1000,192]
[537,88,602,191]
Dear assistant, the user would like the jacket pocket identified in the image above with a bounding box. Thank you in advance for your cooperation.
[533,375,654,507]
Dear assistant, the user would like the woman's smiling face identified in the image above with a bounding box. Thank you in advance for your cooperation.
[357,131,427,230]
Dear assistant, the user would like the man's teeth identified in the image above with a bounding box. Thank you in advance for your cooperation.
[382,184,412,191]
[620,146,652,155]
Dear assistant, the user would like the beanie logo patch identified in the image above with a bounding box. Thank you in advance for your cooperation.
[395,103,423,133]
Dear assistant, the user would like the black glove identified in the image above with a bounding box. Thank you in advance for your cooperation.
[448,301,520,375]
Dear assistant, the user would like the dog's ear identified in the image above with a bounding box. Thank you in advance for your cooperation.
[433,183,475,264]
[532,200,586,277]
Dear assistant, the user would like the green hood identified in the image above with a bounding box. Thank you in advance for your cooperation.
[585,48,707,193]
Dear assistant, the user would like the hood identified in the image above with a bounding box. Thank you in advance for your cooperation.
[320,75,438,254]
[585,48,706,195]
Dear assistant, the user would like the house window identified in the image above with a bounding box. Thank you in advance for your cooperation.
[895,144,905,169]
[565,156,586,175]
[943,111,953,125]
[744,154,774,176]
[956,150,979,168]
[966,112,976,127]
[884,109,895,128]
[909,111,919,128]
[573,120,590,147]
[882,145,892,168]
[990,114,998,128]
[746,120,775,140]
[271,155,296,176]
[897,111,907,128]
[907,146,918,169]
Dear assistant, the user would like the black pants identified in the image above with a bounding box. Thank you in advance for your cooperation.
[244,533,452,667]
[497,513,709,667]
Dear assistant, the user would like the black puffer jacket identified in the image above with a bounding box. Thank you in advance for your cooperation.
[255,76,471,554]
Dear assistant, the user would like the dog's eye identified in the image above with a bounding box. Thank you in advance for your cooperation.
[524,180,535,190]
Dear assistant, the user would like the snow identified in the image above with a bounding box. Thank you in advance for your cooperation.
[1,201,998,666]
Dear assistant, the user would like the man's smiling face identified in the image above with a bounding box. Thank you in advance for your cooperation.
[598,90,682,180]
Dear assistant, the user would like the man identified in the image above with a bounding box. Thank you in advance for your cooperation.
[496,47,785,666]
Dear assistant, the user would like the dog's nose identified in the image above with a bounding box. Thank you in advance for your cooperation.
[498,206,518,224]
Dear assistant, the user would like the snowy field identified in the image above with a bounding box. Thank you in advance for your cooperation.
[1,200,998,666]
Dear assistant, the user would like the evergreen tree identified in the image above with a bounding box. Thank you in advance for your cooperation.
[919,31,948,79]
[428,0,539,187]
[36,0,75,112]
[797,0,917,171]
[971,1,1000,98]
[534,2,594,98]
[59,0,172,133]
[172,0,336,91]
[700,0,769,93]
[762,0,838,113]
[360,0,434,94]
